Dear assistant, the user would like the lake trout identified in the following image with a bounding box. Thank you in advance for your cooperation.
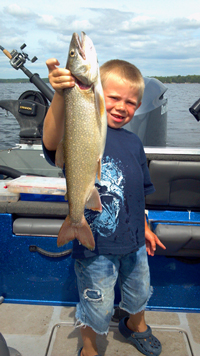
[56,32,107,250]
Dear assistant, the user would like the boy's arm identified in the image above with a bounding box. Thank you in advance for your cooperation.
[145,216,166,256]
[43,58,75,151]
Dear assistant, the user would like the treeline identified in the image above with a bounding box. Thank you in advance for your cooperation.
[1,75,200,84]
[152,75,200,84]
[0,78,49,83]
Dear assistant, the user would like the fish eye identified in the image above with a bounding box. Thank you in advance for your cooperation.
[70,49,75,57]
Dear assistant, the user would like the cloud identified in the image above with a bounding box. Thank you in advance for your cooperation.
[172,17,200,30]
[188,13,200,21]
[1,3,200,78]
[36,13,93,35]
[4,3,36,20]
[121,16,163,34]
[37,15,60,28]
[88,7,133,32]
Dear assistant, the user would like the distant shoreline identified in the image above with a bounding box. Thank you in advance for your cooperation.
[0,75,200,84]
[0,78,49,83]
[151,75,200,84]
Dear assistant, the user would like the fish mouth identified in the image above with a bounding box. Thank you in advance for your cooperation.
[76,78,92,90]
[73,32,93,90]
[74,31,86,60]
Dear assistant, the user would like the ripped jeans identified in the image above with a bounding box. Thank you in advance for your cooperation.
[74,244,151,335]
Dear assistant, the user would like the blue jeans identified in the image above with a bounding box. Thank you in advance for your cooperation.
[74,244,152,335]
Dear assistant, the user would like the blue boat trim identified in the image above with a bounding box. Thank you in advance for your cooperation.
[20,193,66,202]
[148,210,200,223]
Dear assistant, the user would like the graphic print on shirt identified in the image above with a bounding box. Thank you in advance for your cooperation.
[85,156,125,237]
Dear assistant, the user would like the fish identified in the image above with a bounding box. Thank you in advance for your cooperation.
[56,32,107,250]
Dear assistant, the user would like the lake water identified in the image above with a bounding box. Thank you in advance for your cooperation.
[0,82,200,149]
[164,83,200,147]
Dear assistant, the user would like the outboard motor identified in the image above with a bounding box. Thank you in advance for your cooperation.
[124,77,168,146]
[189,98,200,122]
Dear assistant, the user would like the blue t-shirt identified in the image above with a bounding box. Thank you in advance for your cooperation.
[42,126,155,258]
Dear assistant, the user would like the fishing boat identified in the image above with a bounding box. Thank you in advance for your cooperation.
[0,44,200,356]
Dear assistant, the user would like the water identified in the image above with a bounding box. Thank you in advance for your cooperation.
[165,83,200,147]
[0,82,200,149]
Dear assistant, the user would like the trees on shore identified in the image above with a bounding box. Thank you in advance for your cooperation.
[152,75,200,83]
[0,78,49,83]
[0,75,200,84]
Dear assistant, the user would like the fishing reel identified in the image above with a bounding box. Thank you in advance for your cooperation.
[10,43,38,70]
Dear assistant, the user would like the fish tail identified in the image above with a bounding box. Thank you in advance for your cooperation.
[76,216,95,250]
[57,215,95,251]
[57,216,76,247]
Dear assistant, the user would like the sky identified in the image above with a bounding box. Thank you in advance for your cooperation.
[0,0,200,79]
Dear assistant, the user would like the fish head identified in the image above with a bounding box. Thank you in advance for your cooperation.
[66,32,99,87]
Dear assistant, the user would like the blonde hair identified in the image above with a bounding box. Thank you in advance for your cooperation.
[100,59,145,103]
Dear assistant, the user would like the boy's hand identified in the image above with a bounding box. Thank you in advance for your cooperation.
[46,58,75,95]
[145,218,166,256]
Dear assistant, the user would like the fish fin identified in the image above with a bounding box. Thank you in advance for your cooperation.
[55,140,64,169]
[57,215,75,247]
[97,158,101,181]
[85,186,102,212]
[76,217,95,250]
[94,79,106,118]
[57,215,95,250]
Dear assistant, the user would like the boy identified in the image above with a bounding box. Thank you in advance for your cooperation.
[43,58,166,356]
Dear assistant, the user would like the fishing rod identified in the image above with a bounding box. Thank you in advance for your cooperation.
[0,44,54,102]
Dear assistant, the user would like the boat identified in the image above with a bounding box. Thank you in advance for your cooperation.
[0,44,200,356]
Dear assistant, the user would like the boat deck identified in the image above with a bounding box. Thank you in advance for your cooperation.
[1,304,200,356]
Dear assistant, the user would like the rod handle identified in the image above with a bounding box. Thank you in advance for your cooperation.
[2,49,12,59]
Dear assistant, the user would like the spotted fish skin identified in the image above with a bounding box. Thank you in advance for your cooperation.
[56,32,107,250]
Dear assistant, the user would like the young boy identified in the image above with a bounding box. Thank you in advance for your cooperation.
[43,58,166,356]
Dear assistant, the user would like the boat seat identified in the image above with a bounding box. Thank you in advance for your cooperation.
[146,160,200,257]
[13,218,64,236]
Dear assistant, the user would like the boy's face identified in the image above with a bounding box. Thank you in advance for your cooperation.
[103,75,141,129]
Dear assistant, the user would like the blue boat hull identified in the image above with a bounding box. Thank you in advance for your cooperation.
[1,213,200,312]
